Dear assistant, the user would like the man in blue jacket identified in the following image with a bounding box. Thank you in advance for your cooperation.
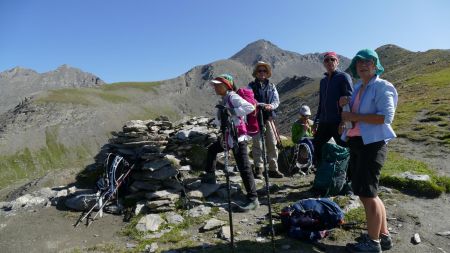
[313,52,353,166]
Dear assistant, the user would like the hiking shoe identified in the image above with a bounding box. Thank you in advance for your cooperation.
[346,239,381,253]
[268,170,284,178]
[200,172,217,184]
[356,233,393,250]
[254,167,263,179]
[239,198,260,212]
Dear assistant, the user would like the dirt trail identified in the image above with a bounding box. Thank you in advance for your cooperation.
[1,174,450,253]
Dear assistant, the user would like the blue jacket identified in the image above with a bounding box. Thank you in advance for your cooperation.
[341,76,398,144]
[315,71,353,124]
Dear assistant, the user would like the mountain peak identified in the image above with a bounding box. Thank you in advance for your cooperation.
[230,39,300,66]
[243,39,278,50]
[376,44,411,54]
[0,66,38,79]
[56,64,71,70]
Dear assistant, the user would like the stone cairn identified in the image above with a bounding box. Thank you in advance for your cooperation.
[96,116,226,214]
[0,116,244,221]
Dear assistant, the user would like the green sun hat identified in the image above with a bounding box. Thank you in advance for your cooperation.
[210,73,235,90]
[349,49,384,79]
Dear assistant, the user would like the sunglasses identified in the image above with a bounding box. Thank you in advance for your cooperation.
[356,59,374,65]
[257,69,268,73]
[324,58,337,63]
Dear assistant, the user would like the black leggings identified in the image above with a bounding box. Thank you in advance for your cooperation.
[205,140,257,201]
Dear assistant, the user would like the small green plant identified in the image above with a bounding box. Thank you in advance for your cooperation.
[345,207,366,224]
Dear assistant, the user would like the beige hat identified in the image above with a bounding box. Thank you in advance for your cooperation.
[252,61,272,78]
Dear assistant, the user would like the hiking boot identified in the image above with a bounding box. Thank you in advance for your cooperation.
[240,198,260,212]
[254,167,263,179]
[268,170,284,178]
[200,172,217,184]
[356,233,393,251]
[346,239,382,253]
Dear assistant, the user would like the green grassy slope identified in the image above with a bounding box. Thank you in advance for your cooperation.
[377,45,450,147]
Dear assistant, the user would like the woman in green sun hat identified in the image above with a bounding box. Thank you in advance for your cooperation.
[340,49,398,253]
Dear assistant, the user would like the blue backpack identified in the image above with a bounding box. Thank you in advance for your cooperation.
[280,198,344,241]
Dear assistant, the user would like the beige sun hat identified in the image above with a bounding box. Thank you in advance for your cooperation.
[252,61,272,78]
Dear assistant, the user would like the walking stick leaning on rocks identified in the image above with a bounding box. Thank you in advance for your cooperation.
[257,106,276,253]
[74,159,135,227]
[216,105,236,253]
[268,119,291,176]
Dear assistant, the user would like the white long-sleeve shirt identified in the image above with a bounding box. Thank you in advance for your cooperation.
[215,91,255,147]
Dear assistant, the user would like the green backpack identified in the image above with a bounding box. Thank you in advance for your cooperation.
[313,143,350,196]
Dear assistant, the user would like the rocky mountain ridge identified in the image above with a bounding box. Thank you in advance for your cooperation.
[0,64,105,113]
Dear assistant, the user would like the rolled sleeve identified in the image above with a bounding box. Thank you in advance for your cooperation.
[375,85,398,124]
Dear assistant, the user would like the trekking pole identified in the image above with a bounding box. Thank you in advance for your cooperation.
[73,190,105,227]
[268,120,291,176]
[87,164,134,227]
[74,163,134,227]
[258,107,276,253]
[217,105,235,253]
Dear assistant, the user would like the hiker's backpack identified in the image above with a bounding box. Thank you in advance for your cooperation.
[280,198,345,241]
[290,138,314,174]
[313,143,350,196]
[96,153,133,199]
[227,88,260,136]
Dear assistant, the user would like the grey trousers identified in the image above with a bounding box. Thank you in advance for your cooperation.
[252,120,279,171]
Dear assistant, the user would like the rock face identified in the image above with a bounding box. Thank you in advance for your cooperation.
[0,64,105,113]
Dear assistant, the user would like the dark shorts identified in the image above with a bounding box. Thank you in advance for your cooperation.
[348,137,387,198]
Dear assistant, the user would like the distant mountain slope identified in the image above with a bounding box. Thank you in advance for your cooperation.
[275,44,450,151]
[375,45,450,147]
[0,65,105,113]
[3,40,448,190]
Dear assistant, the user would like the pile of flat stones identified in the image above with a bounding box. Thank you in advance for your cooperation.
[95,116,228,214]
[1,116,246,220]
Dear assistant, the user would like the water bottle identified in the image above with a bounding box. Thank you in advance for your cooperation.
[342,99,353,129]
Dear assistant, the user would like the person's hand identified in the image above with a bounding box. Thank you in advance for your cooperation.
[342,111,359,122]
[338,122,346,135]
[264,104,273,111]
[339,96,350,107]
[312,123,318,135]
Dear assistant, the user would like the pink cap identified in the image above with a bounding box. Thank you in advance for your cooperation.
[323,51,338,59]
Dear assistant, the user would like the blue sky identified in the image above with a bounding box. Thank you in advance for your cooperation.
[1,0,449,83]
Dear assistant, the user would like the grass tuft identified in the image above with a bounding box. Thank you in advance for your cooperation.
[380,152,450,197]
